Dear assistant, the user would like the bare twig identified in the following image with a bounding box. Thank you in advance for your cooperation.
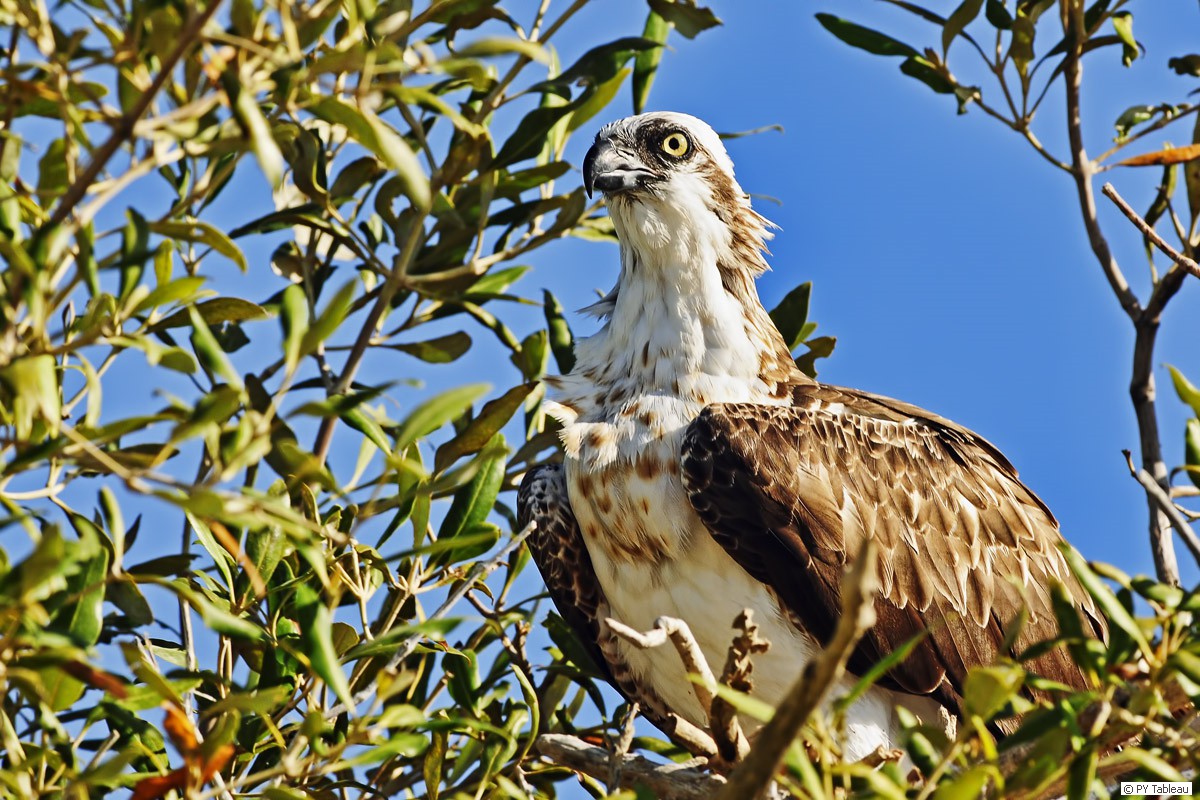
[1123,450,1200,566]
[1102,183,1200,279]
[608,703,639,792]
[606,616,720,717]
[535,733,724,800]
[714,541,880,800]
[325,521,536,718]
[711,610,768,763]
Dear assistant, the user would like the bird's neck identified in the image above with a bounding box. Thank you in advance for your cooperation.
[573,232,803,406]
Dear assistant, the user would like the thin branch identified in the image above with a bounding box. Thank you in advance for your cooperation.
[606,613,750,762]
[325,521,536,718]
[313,219,425,463]
[714,541,880,800]
[535,733,725,800]
[43,0,223,231]
[607,703,639,792]
[1061,4,1141,320]
[606,616,719,717]
[1102,183,1200,279]
[1124,450,1200,567]
[711,610,768,763]
[1061,0,1179,586]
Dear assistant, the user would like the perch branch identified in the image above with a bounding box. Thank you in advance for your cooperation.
[711,610,768,763]
[606,613,752,761]
[606,616,719,716]
[715,540,880,800]
[1101,183,1200,279]
[535,733,724,800]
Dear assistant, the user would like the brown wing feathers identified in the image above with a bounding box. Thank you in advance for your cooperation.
[681,382,1106,714]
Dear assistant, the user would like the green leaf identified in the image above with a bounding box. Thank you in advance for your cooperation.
[1060,544,1153,660]
[531,37,664,98]
[1009,7,1036,76]
[543,290,575,372]
[647,0,721,39]
[232,85,284,187]
[768,281,812,351]
[148,218,249,271]
[133,276,207,316]
[390,332,472,364]
[567,67,631,133]
[943,0,983,54]
[815,14,920,58]
[280,283,309,374]
[1169,54,1200,77]
[188,306,243,390]
[1185,419,1200,491]
[1110,747,1185,781]
[795,335,836,379]
[455,36,548,64]
[309,97,430,211]
[1188,114,1200,230]
[300,279,357,356]
[434,385,532,472]
[963,663,1024,720]
[1110,12,1138,66]
[633,11,669,114]
[900,55,955,95]
[58,515,108,647]
[437,434,506,543]
[394,383,490,451]
[492,102,583,170]
[1114,105,1157,140]
[293,583,353,706]
[341,405,392,454]
[985,0,1013,29]
[932,766,995,800]
[1168,365,1200,416]
[36,139,69,202]
[0,353,61,439]
[150,297,269,332]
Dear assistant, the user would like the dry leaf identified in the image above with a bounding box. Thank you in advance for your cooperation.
[1117,143,1200,167]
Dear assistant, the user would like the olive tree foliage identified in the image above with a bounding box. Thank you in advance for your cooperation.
[0,0,738,797]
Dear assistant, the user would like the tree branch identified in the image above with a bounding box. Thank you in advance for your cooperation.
[1101,183,1200,279]
[1061,6,1141,321]
[44,0,223,231]
[327,521,536,718]
[535,733,725,800]
[714,541,880,800]
[1061,0,1179,585]
[1123,450,1200,567]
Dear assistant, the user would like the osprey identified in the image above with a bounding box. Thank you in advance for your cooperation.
[517,112,1105,760]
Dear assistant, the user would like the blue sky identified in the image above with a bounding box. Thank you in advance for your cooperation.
[521,0,1200,585]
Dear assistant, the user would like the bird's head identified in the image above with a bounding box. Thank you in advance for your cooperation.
[582,112,773,276]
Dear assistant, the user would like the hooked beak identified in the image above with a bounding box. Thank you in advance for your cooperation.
[583,139,658,198]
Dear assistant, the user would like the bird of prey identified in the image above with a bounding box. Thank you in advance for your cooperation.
[517,112,1105,761]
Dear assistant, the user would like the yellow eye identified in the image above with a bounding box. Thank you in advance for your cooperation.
[661,132,689,157]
